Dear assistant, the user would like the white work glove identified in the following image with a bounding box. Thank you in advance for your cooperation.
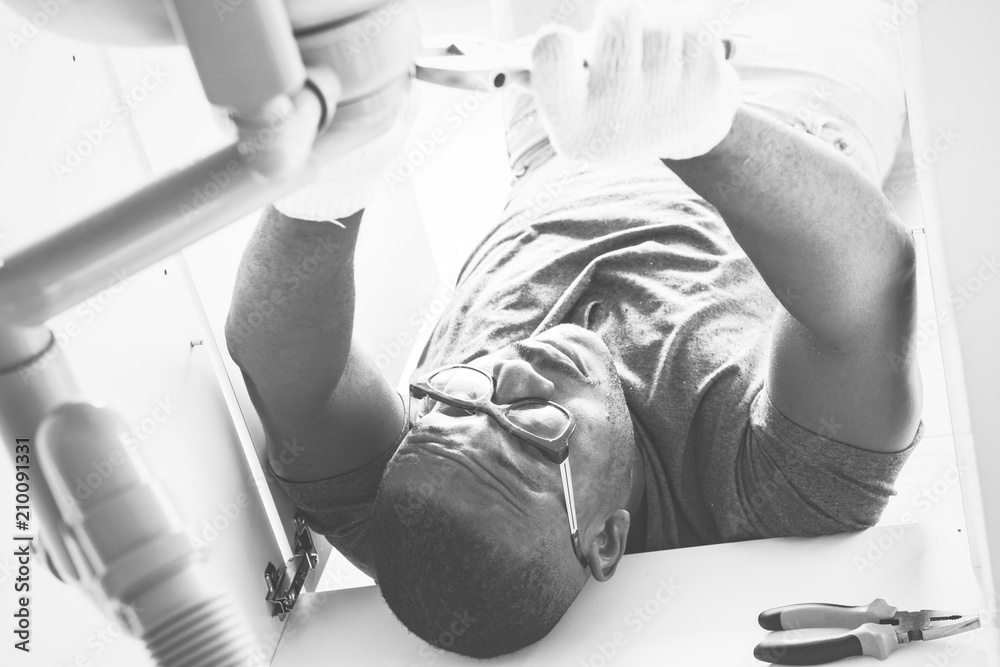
[529,0,740,163]
[273,82,419,222]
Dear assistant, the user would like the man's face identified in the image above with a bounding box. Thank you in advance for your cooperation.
[385,323,635,567]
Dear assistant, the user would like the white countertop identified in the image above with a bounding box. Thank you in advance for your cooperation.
[272,520,1000,666]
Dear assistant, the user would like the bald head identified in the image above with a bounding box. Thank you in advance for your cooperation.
[371,445,584,657]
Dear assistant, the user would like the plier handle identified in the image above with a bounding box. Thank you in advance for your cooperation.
[413,33,736,92]
[754,598,981,665]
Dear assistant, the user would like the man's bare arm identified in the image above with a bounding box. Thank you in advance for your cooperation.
[225,207,404,481]
[665,105,914,349]
[664,105,921,453]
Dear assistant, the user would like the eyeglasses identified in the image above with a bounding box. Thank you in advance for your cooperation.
[409,364,586,567]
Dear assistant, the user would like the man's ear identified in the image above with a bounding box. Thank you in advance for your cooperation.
[585,509,630,582]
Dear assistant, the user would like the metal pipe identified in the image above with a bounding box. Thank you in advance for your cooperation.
[0,326,82,584]
[166,0,305,118]
[0,325,53,370]
[0,76,407,327]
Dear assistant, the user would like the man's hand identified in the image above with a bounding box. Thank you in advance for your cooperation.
[273,81,419,222]
[529,0,740,163]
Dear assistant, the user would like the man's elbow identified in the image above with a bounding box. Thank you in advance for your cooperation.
[224,305,252,370]
[881,219,919,334]
[887,219,918,295]
[224,268,272,368]
[862,201,917,301]
[224,314,240,364]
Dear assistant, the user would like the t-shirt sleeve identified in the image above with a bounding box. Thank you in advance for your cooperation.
[715,386,921,541]
[266,392,409,581]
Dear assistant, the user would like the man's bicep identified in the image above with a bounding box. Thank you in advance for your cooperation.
[240,342,406,482]
[766,309,922,454]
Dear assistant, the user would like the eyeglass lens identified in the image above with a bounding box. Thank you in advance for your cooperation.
[428,367,493,400]
[505,401,570,439]
[429,367,570,440]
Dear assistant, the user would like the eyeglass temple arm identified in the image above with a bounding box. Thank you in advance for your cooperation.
[559,459,586,566]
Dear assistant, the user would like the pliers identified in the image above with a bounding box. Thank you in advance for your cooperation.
[754,598,981,665]
[413,34,736,92]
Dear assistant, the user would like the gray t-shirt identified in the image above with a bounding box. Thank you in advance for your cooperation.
[271,155,920,580]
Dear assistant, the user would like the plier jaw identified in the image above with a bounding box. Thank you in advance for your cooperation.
[891,609,982,643]
[414,34,533,92]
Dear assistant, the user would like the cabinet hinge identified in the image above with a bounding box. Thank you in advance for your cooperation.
[264,516,318,618]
